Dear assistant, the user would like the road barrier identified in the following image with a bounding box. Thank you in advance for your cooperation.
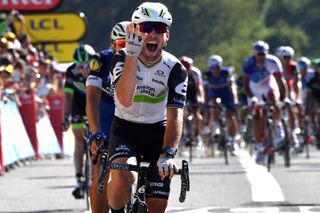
[0,93,64,173]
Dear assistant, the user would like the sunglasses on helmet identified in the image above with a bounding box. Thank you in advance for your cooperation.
[139,22,168,34]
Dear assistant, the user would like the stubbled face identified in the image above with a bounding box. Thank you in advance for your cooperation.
[140,30,169,64]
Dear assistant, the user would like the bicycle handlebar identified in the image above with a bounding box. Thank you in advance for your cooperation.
[104,160,190,203]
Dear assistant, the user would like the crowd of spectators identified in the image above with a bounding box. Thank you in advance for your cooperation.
[0,10,65,116]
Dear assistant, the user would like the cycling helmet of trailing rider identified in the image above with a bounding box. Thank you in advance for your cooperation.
[252,40,269,54]
[297,57,311,72]
[281,46,295,59]
[73,44,95,65]
[180,56,193,70]
[208,54,223,69]
[275,46,285,58]
[110,21,129,50]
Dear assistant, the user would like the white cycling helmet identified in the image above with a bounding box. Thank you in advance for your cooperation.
[208,55,223,68]
[131,2,172,27]
[297,56,311,71]
[110,21,130,41]
[252,40,269,53]
[281,46,295,57]
[275,46,285,57]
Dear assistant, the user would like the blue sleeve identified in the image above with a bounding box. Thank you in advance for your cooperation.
[242,57,252,75]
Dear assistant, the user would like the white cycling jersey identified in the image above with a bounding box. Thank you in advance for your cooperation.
[110,49,188,124]
[243,54,283,100]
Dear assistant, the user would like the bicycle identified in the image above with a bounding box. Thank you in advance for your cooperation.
[242,106,255,156]
[68,118,92,210]
[180,105,196,162]
[208,98,229,165]
[106,160,190,213]
[279,100,293,167]
[81,121,92,210]
[254,99,275,172]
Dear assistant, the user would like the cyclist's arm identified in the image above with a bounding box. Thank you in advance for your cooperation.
[165,62,188,150]
[86,86,101,132]
[86,54,108,132]
[274,72,288,100]
[163,107,184,150]
[242,74,253,98]
[114,51,137,107]
[228,74,238,104]
[294,71,302,102]
[63,66,75,116]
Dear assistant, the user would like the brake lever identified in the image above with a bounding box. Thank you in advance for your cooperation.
[179,160,190,203]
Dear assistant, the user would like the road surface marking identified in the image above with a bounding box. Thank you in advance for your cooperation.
[238,150,285,202]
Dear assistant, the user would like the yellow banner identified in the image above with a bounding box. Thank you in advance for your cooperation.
[14,13,86,42]
[37,42,79,63]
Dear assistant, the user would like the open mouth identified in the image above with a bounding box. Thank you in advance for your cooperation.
[146,42,158,52]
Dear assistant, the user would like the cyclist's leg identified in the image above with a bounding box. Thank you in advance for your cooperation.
[107,117,138,211]
[90,162,109,213]
[223,90,238,139]
[71,119,85,198]
[209,94,220,134]
[72,123,85,177]
[140,121,169,212]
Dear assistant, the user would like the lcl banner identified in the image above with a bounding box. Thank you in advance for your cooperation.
[14,12,87,43]
[0,0,61,11]
[36,42,79,63]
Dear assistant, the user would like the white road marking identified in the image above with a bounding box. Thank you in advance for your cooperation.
[238,150,285,202]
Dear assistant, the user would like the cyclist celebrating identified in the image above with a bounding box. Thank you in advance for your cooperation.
[203,55,239,153]
[242,40,288,164]
[106,2,188,212]
[180,55,205,145]
[62,44,95,199]
[86,21,129,213]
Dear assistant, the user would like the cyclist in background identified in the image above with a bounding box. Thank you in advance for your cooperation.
[298,57,314,105]
[180,55,205,145]
[276,46,302,150]
[203,55,239,153]
[107,2,188,212]
[305,59,320,149]
[62,44,95,199]
[86,21,129,213]
[242,40,288,164]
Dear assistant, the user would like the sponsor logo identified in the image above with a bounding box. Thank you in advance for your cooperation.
[138,186,146,193]
[0,0,61,11]
[13,13,86,43]
[89,58,101,72]
[174,79,188,96]
[150,182,164,187]
[136,85,156,97]
[116,145,131,152]
[35,42,79,63]
[153,191,169,196]
[173,97,185,105]
[155,70,165,77]
[152,78,165,86]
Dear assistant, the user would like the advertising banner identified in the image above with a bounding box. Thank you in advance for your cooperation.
[0,0,61,11]
[14,13,86,42]
[36,42,79,62]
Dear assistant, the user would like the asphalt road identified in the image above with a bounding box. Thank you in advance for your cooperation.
[1,145,320,213]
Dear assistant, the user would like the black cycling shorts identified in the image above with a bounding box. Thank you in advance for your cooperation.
[108,116,171,199]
